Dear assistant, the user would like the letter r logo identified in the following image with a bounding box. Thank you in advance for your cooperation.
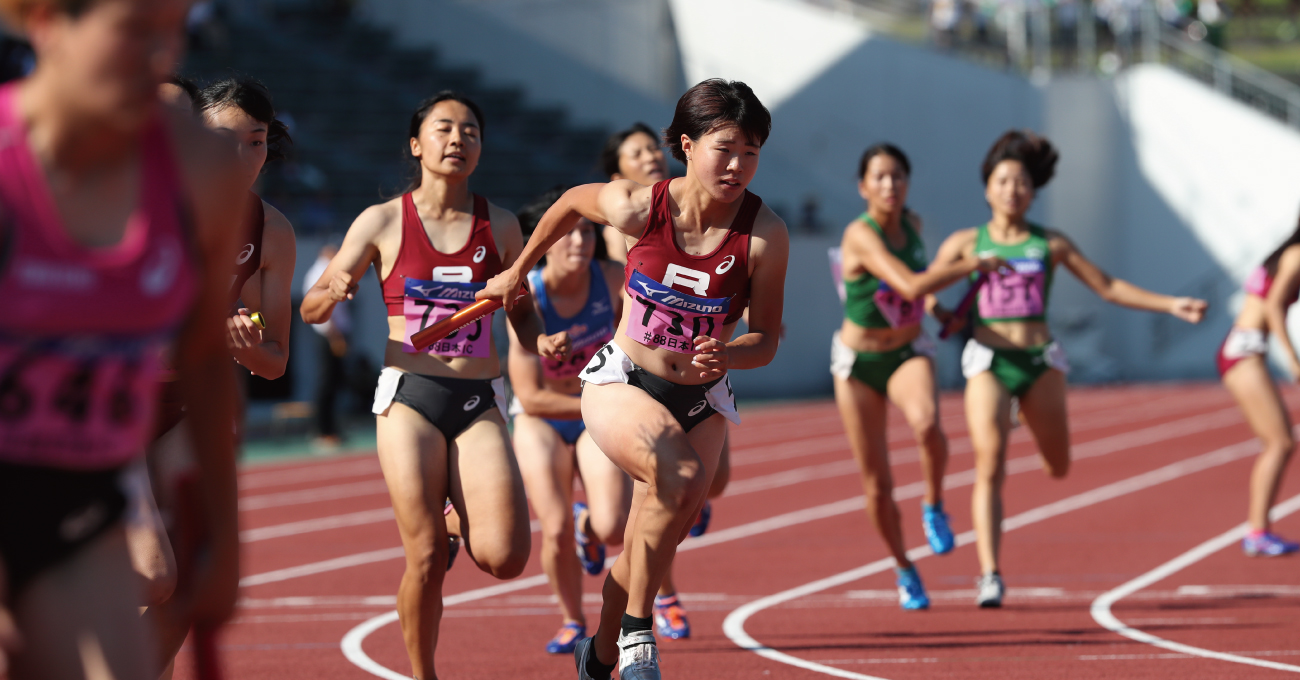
[662,264,711,296]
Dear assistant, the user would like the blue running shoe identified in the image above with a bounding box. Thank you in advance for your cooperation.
[574,636,610,680]
[546,621,585,654]
[652,594,691,639]
[689,501,712,538]
[922,502,955,555]
[896,566,930,610]
[574,502,606,575]
[1243,531,1300,557]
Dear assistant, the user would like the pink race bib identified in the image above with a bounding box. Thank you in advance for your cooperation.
[873,282,924,328]
[402,279,492,358]
[624,270,730,354]
[978,258,1047,319]
[0,338,162,469]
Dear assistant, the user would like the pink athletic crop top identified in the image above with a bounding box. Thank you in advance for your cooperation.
[1245,265,1300,307]
[0,83,198,470]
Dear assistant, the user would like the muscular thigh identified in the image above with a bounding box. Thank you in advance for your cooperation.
[1017,368,1070,468]
[887,355,939,429]
[449,410,530,542]
[833,374,889,473]
[965,371,1011,468]
[581,381,692,485]
[1224,357,1294,442]
[376,402,449,545]
[511,414,573,526]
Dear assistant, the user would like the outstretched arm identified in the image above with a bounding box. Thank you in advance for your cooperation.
[229,205,296,379]
[847,221,1001,301]
[507,322,582,419]
[1054,231,1207,322]
[300,206,385,324]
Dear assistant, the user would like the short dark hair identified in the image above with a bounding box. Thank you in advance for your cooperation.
[663,79,771,164]
[409,91,485,142]
[980,130,1058,189]
[1264,209,1300,276]
[196,77,292,164]
[516,185,608,263]
[858,143,911,179]
[170,75,200,107]
[601,122,659,179]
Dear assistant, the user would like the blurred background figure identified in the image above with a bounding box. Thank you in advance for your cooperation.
[303,243,350,449]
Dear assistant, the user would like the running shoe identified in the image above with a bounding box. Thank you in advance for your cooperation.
[616,630,661,680]
[922,502,955,555]
[574,502,606,575]
[546,621,586,655]
[652,594,691,639]
[1242,530,1300,557]
[896,565,930,610]
[975,573,1004,608]
[689,501,713,537]
[447,536,460,571]
[574,636,609,680]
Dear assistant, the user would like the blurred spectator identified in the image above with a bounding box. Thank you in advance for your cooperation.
[302,244,349,448]
[932,0,962,49]
[798,194,823,234]
[0,35,34,84]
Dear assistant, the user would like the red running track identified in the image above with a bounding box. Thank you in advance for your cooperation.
[176,383,1300,679]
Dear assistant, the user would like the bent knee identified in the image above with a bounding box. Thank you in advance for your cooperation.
[1043,454,1070,479]
[860,475,894,503]
[141,568,177,607]
[654,459,707,511]
[476,540,531,579]
[588,512,628,546]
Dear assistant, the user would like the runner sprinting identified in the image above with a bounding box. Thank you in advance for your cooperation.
[301,91,557,680]
[509,189,631,654]
[933,130,1207,607]
[0,0,245,676]
[481,78,788,680]
[832,143,1002,610]
[601,120,721,639]
[1218,215,1300,556]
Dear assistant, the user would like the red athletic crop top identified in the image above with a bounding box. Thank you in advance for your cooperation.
[379,192,502,316]
[624,179,758,327]
[228,192,264,309]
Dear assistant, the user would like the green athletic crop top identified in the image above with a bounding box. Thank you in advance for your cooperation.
[971,222,1054,324]
[843,214,928,329]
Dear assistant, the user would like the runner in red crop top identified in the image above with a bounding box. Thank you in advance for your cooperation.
[1219,222,1300,557]
[0,1,247,676]
[480,79,789,680]
[300,92,559,680]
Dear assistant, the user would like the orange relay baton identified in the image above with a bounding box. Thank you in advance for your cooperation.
[409,286,528,352]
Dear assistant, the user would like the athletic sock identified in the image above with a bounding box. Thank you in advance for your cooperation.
[924,500,943,512]
[585,648,615,679]
[620,613,653,636]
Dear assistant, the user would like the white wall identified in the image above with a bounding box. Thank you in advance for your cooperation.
[353,0,1300,396]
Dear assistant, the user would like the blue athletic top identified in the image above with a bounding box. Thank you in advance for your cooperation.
[528,261,616,380]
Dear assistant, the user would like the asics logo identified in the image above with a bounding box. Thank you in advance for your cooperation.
[433,266,473,282]
[141,241,180,297]
[687,400,708,417]
[473,246,487,263]
[662,264,710,296]
[715,255,736,274]
[235,243,255,265]
[463,396,481,411]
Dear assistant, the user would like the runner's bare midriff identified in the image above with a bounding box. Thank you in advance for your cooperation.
[384,315,502,380]
[839,319,922,353]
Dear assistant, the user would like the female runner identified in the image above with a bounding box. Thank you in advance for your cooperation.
[600,121,721,639]
[301,91,555,679]
[0,0,245,677]
[1218,218,1300,556]
[508,190,630,654]
[934,130,1207,607]
[482,78,788,680]
[832,143,1002,610]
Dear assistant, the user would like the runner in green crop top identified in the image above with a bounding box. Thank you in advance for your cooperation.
[831,143,1002,611]
[928,130,1208,608]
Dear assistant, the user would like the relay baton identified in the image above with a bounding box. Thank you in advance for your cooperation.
[409,286,529,352]
[939,273,987,340]
[249,312,266,329]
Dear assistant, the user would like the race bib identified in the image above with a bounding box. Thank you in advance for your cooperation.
[978,258,1047,319]
[402,278,492,357]
[0,338,162,468]
[542,329,612,380]
[624,270,730,354]
[874,280,924,328]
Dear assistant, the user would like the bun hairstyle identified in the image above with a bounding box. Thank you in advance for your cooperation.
[1263,209,1300,277]
[980,130,1058,189]
[196,78,292,164]
[663,79,771,164]
[601,122,659,179]
[857,143,911,180]
[516,185,608,263]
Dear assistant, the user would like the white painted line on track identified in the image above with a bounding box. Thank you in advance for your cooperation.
[240,458,379,490]
[338,403,1248,678]
[1090,491,1300,674]
[241,479,389,510]
[241,547,406,588]
[241,508,395,543]
[721,438,1262,680]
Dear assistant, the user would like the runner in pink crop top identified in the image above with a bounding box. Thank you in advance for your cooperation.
[0,83,198,470]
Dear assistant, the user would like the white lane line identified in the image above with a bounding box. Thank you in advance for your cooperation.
[241,508,395,543]
[240,458,380,490]
[721,439,1262,680]
[241,479,389,510]
[338,404,1246,678]
[241,548,407,588]
[1090,492,1300,674]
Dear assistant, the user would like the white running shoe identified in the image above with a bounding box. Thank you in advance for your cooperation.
[975,573,1004,608]
[616,630,661,680]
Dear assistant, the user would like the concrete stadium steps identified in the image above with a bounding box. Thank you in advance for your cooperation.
[183,11,608,232]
